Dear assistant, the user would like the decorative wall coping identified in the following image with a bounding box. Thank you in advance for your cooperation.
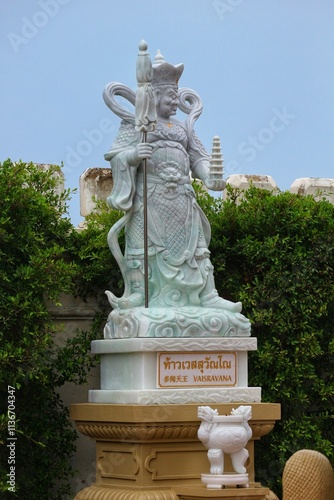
[78,167,334,219]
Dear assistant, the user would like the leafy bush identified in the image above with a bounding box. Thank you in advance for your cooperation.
[71,199,124,303]
[203,185,334,495]
[0,160,100,499]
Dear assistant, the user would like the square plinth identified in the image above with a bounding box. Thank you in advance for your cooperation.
[71,402,281,499]
[89,338,261,404]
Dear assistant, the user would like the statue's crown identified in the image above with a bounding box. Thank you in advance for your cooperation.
[152,50,184,88]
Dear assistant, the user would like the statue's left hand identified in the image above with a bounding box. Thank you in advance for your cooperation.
[204,175,226,191]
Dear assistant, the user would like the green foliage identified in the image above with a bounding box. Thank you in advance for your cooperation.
[199,185,334,496]
[0,161,75,385]
[0,160,100,499]
[71,199,124,302]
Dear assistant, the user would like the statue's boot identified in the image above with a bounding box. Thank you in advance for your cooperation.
[105,290,145,309]
[200,265,242,312]
[201,291,242,313]
[105,255,146,309]
[116,256,147,308]
[105,290,119,309]
[118,291,145,309]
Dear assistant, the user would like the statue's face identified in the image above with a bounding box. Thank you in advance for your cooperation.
[155,86,179,119]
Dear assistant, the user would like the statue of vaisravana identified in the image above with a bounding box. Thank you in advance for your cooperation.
[103,42,250,338]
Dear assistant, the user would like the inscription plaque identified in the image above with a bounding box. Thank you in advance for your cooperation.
[158,352,236,388]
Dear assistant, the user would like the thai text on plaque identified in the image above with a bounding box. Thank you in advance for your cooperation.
[158,352,236,388]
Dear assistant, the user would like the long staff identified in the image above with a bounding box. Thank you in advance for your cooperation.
[142,131,149,307]
[134,41,157,308]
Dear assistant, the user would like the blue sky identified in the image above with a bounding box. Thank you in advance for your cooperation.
[1,0,334,226]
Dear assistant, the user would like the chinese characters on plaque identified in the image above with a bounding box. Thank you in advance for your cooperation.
[158,352,236,388]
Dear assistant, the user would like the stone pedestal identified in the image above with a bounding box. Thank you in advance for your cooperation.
[89,338,261,404]
[70,402,280,500]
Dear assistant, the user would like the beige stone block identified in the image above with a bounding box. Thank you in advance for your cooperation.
[226,174,278,194]
[80,167,113,217]
[290,177,334,204]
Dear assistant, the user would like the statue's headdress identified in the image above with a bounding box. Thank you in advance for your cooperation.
[152,50,184,88]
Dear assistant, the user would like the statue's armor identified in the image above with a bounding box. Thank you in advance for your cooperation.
[107,118,213,307]
[127,124,207,263]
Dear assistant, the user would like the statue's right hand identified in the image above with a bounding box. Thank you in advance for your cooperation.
[128,143,153,165]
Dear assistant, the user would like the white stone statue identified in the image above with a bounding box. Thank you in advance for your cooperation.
[197,405,252,477]
[102,41,251,338]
